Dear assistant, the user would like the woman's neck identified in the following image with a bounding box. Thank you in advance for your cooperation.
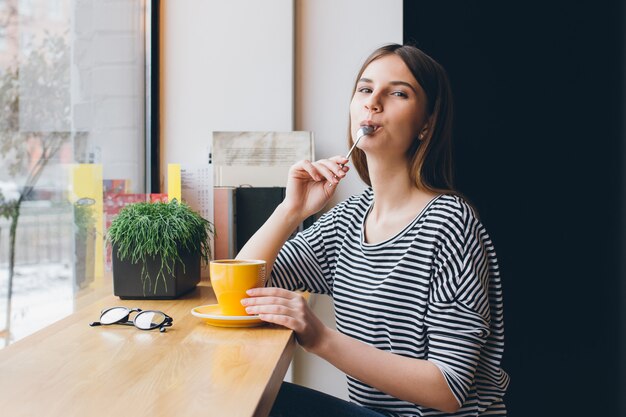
[367,158,436,221]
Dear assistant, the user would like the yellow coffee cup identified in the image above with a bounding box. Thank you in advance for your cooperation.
[210,259,266,316]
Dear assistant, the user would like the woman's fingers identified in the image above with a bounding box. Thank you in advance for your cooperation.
[242,288,307,327]
[241,295,284,305]
[242,288,302,312]
[291,157,350,184]
[293,160,322,181]
[245,303,293,316]
[246,287,297,298]
[315,159,349,181]
[329,155,349,164]
[242,296,305,312]
[298,160,340,185]
[255,313,299,330]
[243,287,326,351]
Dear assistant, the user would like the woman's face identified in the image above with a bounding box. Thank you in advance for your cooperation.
[349,54,429,160]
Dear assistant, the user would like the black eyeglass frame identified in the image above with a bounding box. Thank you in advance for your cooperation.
[89,306,173,333]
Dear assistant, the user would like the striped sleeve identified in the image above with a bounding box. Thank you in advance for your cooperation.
[270,202,346,294]
[425,201,493,407]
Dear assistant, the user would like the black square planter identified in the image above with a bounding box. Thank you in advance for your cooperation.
[112,245,201,299]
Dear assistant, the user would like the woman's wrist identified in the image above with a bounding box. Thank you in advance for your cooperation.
[276,201,308,226]
[307,325,336,357]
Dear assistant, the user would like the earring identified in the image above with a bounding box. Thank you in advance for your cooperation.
[419,132,425,140]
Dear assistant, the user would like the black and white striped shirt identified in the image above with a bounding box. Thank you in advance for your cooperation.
[271,189,510,416]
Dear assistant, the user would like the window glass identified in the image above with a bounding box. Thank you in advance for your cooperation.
[0,0,146,348]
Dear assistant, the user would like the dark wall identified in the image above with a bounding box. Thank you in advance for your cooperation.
[404,1,624,416]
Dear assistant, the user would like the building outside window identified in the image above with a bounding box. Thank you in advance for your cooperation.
[0,0,148,348]
[49,0,62,21]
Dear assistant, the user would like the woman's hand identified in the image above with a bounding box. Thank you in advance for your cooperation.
[243,287,460,413]
[241,287,328,352]
[282,156,350,220]
[236,156,349,272]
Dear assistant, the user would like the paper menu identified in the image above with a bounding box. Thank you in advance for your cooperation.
[180,165,214,271]
[180,165,213,223]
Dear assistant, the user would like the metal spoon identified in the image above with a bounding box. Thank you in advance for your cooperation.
[331,126,374,187]
[345,125,374,161]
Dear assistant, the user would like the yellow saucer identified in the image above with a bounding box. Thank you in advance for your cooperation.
[191,304,265,328]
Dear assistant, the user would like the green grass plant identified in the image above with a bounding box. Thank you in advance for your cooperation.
[107,199,214,295]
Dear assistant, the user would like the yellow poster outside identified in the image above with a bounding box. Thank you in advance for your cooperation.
[71,164,104,282]
[168,163,181,202]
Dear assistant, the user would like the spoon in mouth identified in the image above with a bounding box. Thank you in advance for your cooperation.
[330,126,374,187]
[345,125,374,161]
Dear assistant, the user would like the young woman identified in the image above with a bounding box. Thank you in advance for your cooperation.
[237,44,509,416]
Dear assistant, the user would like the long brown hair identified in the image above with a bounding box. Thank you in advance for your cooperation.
[350,44,456,195]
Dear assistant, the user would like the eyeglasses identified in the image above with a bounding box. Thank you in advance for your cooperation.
[89,307,173,333]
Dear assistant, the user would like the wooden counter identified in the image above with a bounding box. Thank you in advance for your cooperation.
[0,284,295,417]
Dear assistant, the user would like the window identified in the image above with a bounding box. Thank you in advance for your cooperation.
[0,0,151,347]
[18,0,33,17]
[0,25,6,50]
[48,0,62,20]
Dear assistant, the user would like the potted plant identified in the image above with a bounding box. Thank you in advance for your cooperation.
[107,199,214,299]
